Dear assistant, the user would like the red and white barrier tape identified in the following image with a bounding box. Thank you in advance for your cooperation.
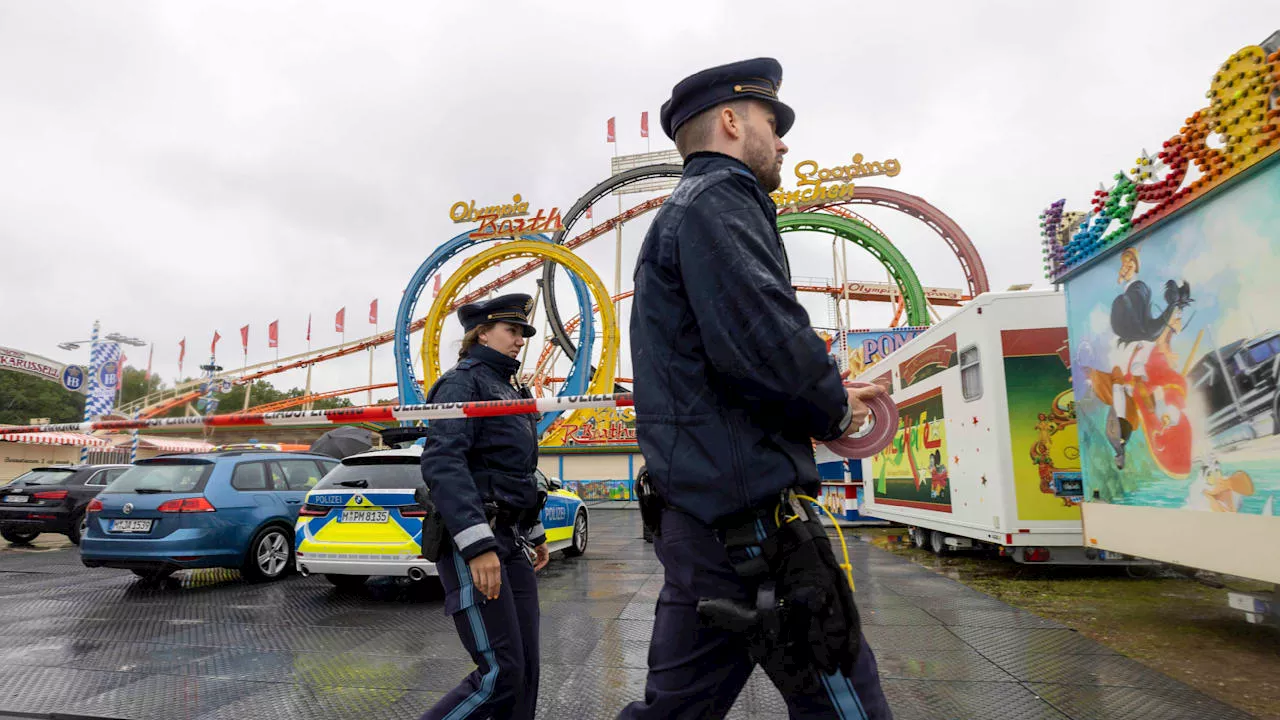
[0,387,900,459]
[822,382,899,459]
[0,393,635,436]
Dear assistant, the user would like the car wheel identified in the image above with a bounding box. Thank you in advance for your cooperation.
[0,529,39,545]
[242,526,294,583]
[325,574,369,590]
[563,510,588,557]
[68,511,87,545]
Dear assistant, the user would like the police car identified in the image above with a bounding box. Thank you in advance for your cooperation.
[535,468,589,557]
[294,446,587,589]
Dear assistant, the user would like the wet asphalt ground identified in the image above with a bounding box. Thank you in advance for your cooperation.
[0,508,1254,719]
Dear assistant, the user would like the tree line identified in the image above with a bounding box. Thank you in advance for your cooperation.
[0,367,353,425]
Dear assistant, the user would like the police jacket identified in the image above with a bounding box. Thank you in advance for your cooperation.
[630,152,851,526]
[420,344,546,560]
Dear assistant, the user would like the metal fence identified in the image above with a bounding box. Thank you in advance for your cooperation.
[84,448,131,465]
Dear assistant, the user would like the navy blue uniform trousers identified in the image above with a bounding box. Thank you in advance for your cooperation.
[619,509,893,720]
[421,527,539,720]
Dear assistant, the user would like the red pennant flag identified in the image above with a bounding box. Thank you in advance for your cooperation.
[640,111,648,139]
[268,320,278,349]
[432,274,442,298]
[607,117,616,143]
[211,331,221,355]
[369,298,378,325]
[144,344,153,382]
[306,314,312,342]
[335,307,345,333]
[178,338,185,374]
[240,325,249,353]
[586,205,592,220]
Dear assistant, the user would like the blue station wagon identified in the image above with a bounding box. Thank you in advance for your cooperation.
[80,451,338,583]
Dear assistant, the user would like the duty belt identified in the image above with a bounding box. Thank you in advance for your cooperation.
[483,501,526,528]
[484,502,537,565]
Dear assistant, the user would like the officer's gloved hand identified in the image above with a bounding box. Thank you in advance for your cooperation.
[772,518,861,676]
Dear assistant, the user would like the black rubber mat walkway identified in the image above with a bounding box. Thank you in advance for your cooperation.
[0,510,1252,719]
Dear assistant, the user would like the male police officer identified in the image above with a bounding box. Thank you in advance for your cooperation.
[621,58,892,719]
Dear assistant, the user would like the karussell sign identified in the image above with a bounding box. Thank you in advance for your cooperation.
[0,346,86,393]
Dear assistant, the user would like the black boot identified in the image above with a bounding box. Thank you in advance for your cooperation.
[1116,419,1133,470]
[1106,408,1130,470]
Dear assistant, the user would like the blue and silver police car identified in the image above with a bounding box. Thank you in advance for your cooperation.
[295,446,587,590]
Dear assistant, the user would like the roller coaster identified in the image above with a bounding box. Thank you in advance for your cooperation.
[112,155,986,442]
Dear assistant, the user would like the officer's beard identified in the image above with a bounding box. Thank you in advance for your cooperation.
[742,126,783,193]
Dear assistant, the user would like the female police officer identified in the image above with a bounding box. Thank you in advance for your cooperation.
[419,293,549,720]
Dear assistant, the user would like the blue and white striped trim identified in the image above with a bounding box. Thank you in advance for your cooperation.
[753,518,868,718]
[444,552,498,718]
[453,522,494,552]
[821,671,868,719]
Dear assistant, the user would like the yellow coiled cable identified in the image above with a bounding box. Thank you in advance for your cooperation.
[774,492,856,593]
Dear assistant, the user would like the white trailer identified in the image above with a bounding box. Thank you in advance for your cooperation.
[854,290,1131,564]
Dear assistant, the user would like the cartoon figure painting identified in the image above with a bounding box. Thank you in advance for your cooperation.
[1031,396,1079,504]
[1065,156,1280,517]
[1086,246,1195,477]
[1185,457,1255,513]
[926,449,948,499]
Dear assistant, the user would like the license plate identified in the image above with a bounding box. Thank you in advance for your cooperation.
[1100,550,1127,561]
[340,510,388,524]
[2,496,28,503]
[110,519,153,533]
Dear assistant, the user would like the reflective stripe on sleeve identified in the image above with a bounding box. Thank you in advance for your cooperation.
[453,522,495,551]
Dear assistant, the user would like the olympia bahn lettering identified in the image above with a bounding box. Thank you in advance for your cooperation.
[770,153,902,209]
[469,208,565,240]
[450,194,531,224]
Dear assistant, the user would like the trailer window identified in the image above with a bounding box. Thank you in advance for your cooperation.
[960,345,982,401]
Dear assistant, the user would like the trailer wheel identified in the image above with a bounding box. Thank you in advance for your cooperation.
[910,527,927,549]
[929,530,946,555]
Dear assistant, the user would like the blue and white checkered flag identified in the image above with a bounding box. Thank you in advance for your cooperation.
[84,342,122,419]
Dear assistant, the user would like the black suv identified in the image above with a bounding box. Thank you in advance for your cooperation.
[0,464,131,545]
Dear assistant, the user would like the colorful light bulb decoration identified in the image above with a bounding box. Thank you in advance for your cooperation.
[1041,37,1280,281]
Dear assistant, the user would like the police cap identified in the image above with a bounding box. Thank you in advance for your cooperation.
[457,293,538,337]
[659,57,795,141]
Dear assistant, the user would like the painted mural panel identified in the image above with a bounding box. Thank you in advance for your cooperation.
[564,479,633,501]
[1065,160,1280,518]
[899,333,958,389]
[870,387,951,512]
[817,327,927,377]
[1002,328,1082,521]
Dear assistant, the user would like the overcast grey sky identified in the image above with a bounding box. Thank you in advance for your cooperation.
[1,1,1276,402]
